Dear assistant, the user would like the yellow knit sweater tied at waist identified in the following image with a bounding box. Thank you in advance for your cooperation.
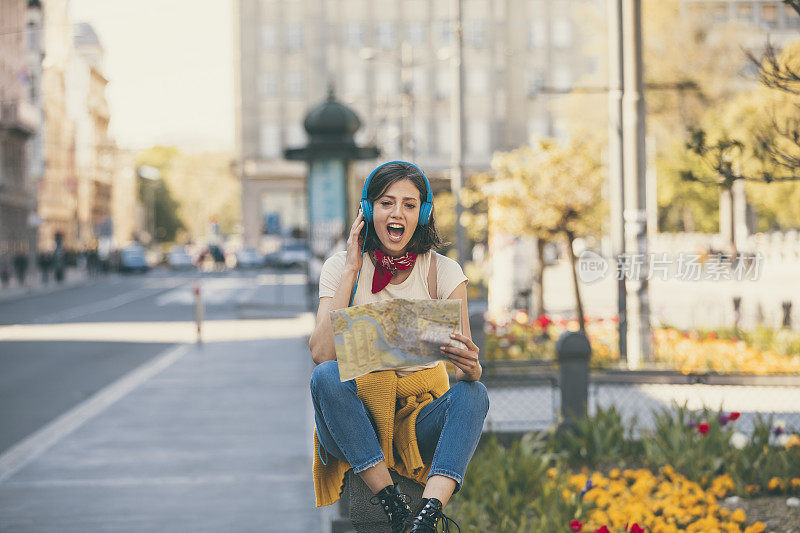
[312,362,450,507]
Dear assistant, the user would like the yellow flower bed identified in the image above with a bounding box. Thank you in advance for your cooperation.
[653,329,800,375]
[566,467,767,533]
[484,312,800,373]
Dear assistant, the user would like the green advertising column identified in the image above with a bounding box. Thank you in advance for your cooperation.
[285,89,379,308]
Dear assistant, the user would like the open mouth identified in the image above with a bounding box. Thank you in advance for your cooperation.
[387,223,405,243]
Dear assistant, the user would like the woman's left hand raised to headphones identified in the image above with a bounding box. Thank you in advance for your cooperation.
[344,208,365,275]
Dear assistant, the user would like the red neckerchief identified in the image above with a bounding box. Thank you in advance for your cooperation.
[371,249,418,293]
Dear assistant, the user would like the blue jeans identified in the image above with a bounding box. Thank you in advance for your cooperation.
[310,360,489,492]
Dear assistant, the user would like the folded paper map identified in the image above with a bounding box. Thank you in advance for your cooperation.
[330,298,466,381]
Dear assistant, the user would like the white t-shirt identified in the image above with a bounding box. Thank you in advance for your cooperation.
[319,250,469,377]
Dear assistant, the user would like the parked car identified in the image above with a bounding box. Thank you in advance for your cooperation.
[167,245,194,270]
[236,246,264,269]
[119,245,149,273]
[273,242,311,269]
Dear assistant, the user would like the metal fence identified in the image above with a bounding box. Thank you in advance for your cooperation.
[481,361,800,434]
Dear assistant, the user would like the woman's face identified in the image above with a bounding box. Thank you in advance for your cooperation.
[372,178,422,256]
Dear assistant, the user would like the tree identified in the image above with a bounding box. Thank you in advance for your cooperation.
[137,147,184,243]
[481,138,606,331]
[557,0,755,233]
[137,147,241,244]
[679,37,800,248]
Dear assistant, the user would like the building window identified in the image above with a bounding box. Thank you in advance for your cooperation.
[285,24,304,51]
[736,3,753,20]
[527,116,548,142]
[465,20,487,48]
[760,4,778,25]
[437,119,451,155]
[468,120,490,155]
[286,123,307,147]
[710,3,728,21]
[260,123,280,158]
[435,20,451,45]
[552,18,572,49]
[528,19,546,48]
[552,65,572,92]
[413,120,428,155]
[286,71,305,96]
[376,67,397,95]
[467,69,489,95]
[27,21,40,51]
[527,69,545,96]
[344,69,366,96]
[375,21,396,49]
[411,68,428,95]
[259,73,279,97]
[436,68,450,99]
[260,24,278,49]
[406,21,426,45]
[345,21,365,48]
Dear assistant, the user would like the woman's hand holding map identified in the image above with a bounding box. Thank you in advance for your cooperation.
[440,333,481,381]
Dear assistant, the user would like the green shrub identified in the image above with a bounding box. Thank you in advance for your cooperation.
[548,406,642,468]
[452,433,588,532]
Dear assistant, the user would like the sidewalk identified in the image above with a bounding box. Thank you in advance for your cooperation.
[0,268,91,303]
[0,316,322,532]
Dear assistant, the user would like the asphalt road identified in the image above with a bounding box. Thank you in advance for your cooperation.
[0,268,307,457]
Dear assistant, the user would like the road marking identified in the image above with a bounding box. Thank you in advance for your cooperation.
[32,280,187,323]
[0,344,190,483]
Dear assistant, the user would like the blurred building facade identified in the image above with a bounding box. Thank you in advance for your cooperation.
[39,0,78,251]
[0,0,42,267]
[234,0,598,248]
[69,22,113,252]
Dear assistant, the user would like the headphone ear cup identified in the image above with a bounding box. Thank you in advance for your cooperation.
[418,202,432,226]
[360,199,373,222]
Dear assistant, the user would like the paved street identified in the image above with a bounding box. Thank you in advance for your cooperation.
[0,268,323,532]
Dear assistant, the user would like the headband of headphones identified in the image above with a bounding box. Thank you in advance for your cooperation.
[360,160,433,226]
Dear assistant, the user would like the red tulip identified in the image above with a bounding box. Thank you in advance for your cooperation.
[535,314,553,329]
[729,412,740,420]
[630,524,645,533]
[697,422,710,435]
[570,519,583,532]
[595,526,610,533]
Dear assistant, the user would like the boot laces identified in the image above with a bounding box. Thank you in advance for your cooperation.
[412,502,460,533]
[370,489,412,528]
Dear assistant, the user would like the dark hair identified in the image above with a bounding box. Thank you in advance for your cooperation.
[360,162,445,255]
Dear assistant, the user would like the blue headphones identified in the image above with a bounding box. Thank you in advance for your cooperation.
[360,160,433,226]
[350,161,433,306]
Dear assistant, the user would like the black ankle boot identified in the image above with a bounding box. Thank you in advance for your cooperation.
[403,498,460,533]
[370,483,413,533]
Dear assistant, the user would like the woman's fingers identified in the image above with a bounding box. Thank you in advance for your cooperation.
[449,333,479,353]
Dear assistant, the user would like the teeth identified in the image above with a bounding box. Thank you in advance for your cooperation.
[388,224,403,229]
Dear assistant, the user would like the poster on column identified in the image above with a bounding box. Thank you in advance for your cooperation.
[308,160,346,284]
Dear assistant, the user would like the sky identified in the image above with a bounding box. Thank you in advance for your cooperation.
[69,0,234,152]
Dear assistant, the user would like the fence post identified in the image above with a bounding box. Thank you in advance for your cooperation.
[556,331,591,431]
[782,301,793,329]
[733,296,742,330]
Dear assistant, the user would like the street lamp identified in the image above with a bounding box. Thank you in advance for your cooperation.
[136,165,161,243]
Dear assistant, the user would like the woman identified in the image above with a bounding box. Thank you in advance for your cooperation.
[308,161,489,533]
